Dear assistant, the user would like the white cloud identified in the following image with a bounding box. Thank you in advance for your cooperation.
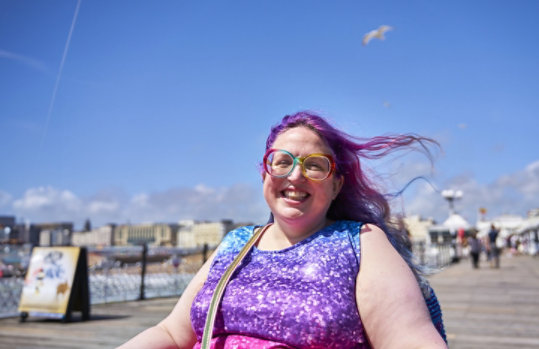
[6,160,537,230]
[7,184,268,229]
[131,193,149,207]
[402,160,539,223]
[13,186,81,212]
[87,200,120,214]
[125,184,268,225]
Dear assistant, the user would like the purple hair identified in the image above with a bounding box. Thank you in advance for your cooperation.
[264,111,439,289]
[265,111,435,226]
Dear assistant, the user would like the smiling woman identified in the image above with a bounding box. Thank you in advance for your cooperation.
[117,111,447,349]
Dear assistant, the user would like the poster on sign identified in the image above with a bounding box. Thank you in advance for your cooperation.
[18,246,89,321]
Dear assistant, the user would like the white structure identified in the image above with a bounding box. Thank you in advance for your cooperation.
[72,225,115,247]
[39,229,71,246]
[177,220,233,248]
[476,214,524,240]
[114,223,179,246]
[402,215,434,242]
[441,189,463,215]
[516,210,539,255]
[443,213,471,233]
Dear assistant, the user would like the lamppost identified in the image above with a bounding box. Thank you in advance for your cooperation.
[441,189,463,215]
[441,189,463,263]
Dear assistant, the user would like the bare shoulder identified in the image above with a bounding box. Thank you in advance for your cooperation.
[357,223,447,348]
[359,223,386,237]
[359,223,397,256]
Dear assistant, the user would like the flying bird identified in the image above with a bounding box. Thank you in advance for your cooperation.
[362,25,393,46]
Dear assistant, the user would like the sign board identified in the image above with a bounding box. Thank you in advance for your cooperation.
[19,246,89,322]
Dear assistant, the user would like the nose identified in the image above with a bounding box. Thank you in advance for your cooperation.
[287,162,306,181]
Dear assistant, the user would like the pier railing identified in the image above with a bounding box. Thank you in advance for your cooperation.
[1,241,453,318]
[412,240,454,270]
[0,244,211,318]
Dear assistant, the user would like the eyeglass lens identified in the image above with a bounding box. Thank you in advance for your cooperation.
[265,150,331,180]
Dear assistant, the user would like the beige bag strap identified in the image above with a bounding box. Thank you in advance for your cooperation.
[200,224,271,348]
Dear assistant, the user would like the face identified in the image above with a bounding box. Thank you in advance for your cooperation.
[263,126,343,234]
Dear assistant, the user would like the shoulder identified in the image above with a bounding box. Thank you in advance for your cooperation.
[358,223,408,277]
[218,225,256,252]
[211,225,260,265]
[357,223,389,251]
[356,224,447,347]
[330,220,364,237]
[359,223,384,235]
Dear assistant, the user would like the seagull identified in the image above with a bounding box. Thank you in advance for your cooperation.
[362,25,393,46]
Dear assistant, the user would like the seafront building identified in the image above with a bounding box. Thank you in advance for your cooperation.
[34,222,74,246]
[71,220,236,248]
[113,223,180,246]
[1,209,537,254]
[71,224,116,247]
[177,219,234,248]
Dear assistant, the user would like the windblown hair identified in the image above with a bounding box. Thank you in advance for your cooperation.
[264,111,439,293]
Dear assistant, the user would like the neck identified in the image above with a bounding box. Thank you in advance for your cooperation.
[272,217,331,245]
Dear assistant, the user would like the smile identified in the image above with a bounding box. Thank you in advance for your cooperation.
[282,190,309,201]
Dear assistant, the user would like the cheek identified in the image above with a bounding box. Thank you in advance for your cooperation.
[262,176,275,198]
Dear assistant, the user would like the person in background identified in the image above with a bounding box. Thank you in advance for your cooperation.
[468,229,483,269]
[118,111,447,348]
[488,224,501,268]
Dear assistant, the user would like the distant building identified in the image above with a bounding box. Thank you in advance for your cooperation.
[0,216,16,243]
[72,224,116,247]
[428,213,471,245]
[516,209,539,255]
[177,219,234,248]
[33,222,74,246]
[476,214,524,239]
[113,223,179,246]
[402,215,435,242]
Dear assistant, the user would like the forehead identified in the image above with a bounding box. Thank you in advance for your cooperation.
[272,126,331,153]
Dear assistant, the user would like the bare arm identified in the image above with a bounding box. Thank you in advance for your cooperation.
[356,224,447,349]
[116,249,219,349]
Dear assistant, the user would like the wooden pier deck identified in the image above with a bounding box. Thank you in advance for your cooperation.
[0,254,537,348]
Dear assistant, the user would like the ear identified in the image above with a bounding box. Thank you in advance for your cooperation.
[332,175,344,200]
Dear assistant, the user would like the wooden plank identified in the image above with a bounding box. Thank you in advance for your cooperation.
[429,254,539,349]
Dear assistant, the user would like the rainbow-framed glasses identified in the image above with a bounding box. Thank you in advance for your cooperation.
[263,149,335,181]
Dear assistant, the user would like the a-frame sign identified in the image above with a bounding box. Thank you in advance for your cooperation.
[19,246,90,322]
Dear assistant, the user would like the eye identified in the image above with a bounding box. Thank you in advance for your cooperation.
[305,162,323,171]
[274,159,292,168]
[271,152,293,168]
[305,156,330,171]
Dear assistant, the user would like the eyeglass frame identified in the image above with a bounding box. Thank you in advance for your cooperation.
[263,148,336,181]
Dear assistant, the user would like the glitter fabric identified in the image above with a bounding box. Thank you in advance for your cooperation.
[190,220,368,348]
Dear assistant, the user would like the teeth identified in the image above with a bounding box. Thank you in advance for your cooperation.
[283,190,308,200]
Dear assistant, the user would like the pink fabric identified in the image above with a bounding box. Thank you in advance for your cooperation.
[193,334,296,348]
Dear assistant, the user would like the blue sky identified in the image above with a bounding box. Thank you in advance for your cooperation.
[1,0,538,229]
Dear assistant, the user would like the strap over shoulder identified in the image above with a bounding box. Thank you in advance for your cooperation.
[200,224,271,349]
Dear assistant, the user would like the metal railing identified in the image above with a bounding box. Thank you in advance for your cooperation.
[0,244,211,318]
[1,241,454,318]
[412,240,454,270]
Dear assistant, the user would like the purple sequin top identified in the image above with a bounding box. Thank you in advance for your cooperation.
[190,220,369,348]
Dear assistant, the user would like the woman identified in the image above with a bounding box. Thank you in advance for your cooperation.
[118,111,447,348]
